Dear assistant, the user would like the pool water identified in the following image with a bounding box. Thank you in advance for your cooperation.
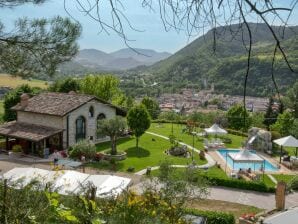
[217,149,279,172]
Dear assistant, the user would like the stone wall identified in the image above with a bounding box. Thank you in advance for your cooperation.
[248,127,272,152]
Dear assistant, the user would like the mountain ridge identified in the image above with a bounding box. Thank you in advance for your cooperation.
[59,48,172,73]
[121,23,298,97]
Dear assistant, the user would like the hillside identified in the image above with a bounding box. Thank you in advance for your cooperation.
[130,23,298,97]
[59,48,172,74]
[0,74,48,89]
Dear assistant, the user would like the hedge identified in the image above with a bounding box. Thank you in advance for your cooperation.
[186,209,235,224]
[226,129,248,137]
[152,119,187,124]
[205,176,275,193]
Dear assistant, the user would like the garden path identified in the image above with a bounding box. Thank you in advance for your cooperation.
[135,132,216,175]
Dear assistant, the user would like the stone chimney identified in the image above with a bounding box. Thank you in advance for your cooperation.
[20,93,30,108]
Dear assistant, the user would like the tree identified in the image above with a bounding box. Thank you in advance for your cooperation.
[290,119,298,138]
[97,116,127,155]
[141,97,160,119]
[263,97,281,129]
[3,84,41,121]
[284,81,298,118]
[251,112,266,129]
[270,111,295,137]
[0,1,81,77]
[48,78,81,93]
[127,105,151,149]
[227,104,251,131]
[80,74,123,102]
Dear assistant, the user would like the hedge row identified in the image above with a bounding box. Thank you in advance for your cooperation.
[205,176,275,193]
[226,129,248,137]
[186,209,235,224]
[152,119,187,124]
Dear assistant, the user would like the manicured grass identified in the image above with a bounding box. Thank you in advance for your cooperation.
[272,174,296,184]
[89,133,207,172]
[0,74,47,89]
[263,175,276,188]
[187,199,263,221]
[151,166,229,180]
[148,123,246,149]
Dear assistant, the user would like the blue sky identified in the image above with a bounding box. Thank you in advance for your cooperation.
[1,0,297,53]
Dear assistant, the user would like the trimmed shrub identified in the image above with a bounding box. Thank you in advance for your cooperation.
[226,129,248,137]
[186,209,235,224]
[204,176,275,193]
[152,119,187,124]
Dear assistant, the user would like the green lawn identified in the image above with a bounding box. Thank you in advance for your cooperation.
[272,174,296,183]
[0,100,3,115]
[89,133,207,172]
[148,123,245,149]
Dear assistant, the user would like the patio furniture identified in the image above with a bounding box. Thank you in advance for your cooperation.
[274,135,298,163]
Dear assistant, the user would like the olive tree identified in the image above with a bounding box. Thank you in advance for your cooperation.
[97,116,127,155]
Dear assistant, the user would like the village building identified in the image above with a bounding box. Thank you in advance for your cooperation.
[0,92,125,157]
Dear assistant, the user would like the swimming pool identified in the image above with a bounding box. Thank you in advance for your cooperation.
[217,149,279,172]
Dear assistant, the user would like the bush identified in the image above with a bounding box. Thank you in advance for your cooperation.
[270,131,281,140]
[288,176,298,191]
[220,136,232,144]
[69,140,97,161]
[152,119,187,124]
[186,209,235,224]
[204,176,275,193]
[12,144,22,153]
[199,150,206,160]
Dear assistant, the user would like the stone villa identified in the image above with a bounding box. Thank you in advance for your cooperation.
[0,92,125,157]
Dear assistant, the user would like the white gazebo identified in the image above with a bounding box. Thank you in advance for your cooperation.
[227,149,265,172]
[273,135,298,163]
[204,124,227,135]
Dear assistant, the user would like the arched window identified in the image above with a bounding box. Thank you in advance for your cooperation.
[97,113,106,120]
[97,113,106,139]
[75,116,86,142]
[89,106,94,118]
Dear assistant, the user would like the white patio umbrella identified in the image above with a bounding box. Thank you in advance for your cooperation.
[204,124,227,135]
[273,135,298,162]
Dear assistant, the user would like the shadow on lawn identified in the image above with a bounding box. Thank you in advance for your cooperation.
[96,136,132,152]
[125,147,150,158]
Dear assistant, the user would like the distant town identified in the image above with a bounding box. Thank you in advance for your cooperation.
[155,85,269,114]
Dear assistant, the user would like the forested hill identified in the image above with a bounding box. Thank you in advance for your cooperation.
[144,23,298,97]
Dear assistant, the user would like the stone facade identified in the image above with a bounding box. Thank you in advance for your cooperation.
[66,99,116,147]
[17,99,116,148]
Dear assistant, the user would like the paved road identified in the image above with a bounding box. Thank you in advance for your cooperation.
[131,181,298,211]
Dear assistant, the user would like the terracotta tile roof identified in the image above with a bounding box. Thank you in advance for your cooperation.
[0,121,63,142]
[12,92,95,116]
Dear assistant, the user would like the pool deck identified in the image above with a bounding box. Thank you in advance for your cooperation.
[209,148,295,175]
